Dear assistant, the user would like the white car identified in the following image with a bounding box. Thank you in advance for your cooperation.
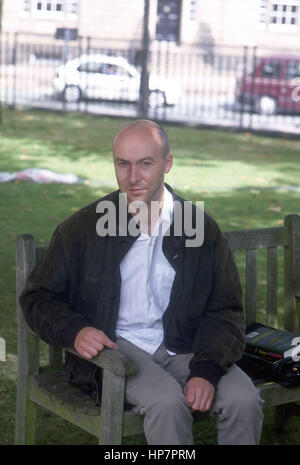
[53,54,181,107]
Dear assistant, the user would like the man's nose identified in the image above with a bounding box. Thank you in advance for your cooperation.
[129,166,140,184]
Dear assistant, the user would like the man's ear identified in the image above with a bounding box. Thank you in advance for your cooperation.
[164,153,173,173]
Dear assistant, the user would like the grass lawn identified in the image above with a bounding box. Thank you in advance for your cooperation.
[0,108,299,445]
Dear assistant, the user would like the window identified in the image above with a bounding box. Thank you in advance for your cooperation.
[271,3,299,24]
[78,62,131,77]
[68,2,78,14]
[23,0,31,11]
[286,61,300,78]
[55,28,78,40]
[261,62,281,78]
[35,1,62,11]
[259,1,299,27]
[102,64,131,77]
[33,1,78,14]
[78,62,102,73]
[23,0,78,17]
[189,0,197,22]
[259,0,268,24]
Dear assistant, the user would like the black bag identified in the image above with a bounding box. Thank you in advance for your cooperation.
[238,323,300,387]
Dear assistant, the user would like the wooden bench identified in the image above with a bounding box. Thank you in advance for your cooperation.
[15,214,300,445]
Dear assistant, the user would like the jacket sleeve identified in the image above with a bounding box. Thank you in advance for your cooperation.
[19,224,90,348]
[188,223,246,387]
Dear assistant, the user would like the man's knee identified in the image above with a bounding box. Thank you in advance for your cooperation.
[213,365,264,419]
[233,384,263,414]
[219,381,264,420]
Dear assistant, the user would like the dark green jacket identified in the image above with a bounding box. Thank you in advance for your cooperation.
[20,185,245,397]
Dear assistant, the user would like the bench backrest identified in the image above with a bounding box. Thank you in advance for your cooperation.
[16,214,300,374]
[224,214,300,330]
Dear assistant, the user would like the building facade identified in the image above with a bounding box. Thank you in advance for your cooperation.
[2,0,300,51]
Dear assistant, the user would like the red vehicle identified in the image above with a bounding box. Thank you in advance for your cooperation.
[235,55,300,115]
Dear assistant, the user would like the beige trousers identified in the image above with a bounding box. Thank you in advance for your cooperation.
[116,337,264,445]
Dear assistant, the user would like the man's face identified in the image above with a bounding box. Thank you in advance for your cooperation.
[113,127,173,206]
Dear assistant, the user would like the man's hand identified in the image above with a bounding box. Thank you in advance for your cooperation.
[183,377,215,412]
[74,327,118,359]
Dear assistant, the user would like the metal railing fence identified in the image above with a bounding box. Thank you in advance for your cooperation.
[1,32,300,135]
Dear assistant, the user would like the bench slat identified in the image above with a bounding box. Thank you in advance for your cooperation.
[246,249,257,326]
[224,227,288,251]
[258,381,300,407]
[267,247,278,328]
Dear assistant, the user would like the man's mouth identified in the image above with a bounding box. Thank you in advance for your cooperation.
[129,188,144,193]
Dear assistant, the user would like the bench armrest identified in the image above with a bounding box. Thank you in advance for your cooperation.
[66,347,137,377]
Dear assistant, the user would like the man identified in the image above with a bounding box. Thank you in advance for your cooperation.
[20,120,264,445]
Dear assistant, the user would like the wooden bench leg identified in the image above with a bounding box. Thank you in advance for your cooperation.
[15,394,36,444]
[98,369,125,445]
[15,330,39,445]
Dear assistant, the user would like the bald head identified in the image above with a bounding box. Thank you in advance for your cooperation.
[112,119,173,206]
[112,119,170,159]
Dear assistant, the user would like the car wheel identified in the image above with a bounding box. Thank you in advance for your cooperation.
[63,85,82,103]
[148,90,166,108]
[255,95,277,116]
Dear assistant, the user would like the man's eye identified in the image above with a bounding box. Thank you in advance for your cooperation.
[141,162,151,166]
